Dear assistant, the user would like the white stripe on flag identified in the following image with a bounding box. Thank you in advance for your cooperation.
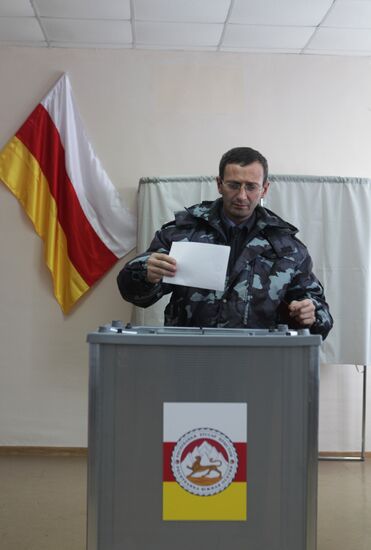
[41,73,136,258]
[163,402,247,442]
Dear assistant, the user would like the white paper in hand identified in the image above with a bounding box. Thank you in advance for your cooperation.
[163,241,230,291]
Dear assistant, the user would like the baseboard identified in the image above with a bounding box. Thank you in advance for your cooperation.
[0,447,369,458]
[0,446,87,456]
[319,451,371,458]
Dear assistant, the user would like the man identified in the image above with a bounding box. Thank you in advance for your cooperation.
[117,147,333,339]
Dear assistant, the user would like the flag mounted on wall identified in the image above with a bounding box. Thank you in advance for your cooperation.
[0,74,136,313]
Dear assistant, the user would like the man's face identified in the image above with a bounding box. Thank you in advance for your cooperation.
[217,162,270,224]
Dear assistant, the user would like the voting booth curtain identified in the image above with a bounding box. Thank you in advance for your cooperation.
[132,175,371,365]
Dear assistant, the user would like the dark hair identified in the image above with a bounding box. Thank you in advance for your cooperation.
[219,147,268,183]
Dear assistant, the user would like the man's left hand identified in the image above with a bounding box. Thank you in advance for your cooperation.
[288,299,316,327]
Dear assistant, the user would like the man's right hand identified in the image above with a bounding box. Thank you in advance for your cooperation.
[146,252,177,284]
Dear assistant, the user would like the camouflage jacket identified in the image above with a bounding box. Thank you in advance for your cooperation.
[117,199,333,339]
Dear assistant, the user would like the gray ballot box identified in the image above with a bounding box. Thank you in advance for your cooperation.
[87,324,321,550]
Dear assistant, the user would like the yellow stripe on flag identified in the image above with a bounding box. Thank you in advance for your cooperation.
[163,482,247,521]
[0,136,89,313]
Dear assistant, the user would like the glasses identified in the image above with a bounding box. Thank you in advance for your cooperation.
[221,180,263,194]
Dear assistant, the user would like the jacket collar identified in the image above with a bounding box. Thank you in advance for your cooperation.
[184,198,224,233]
[184,198,298,236]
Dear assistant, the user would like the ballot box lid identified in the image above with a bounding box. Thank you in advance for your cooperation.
[87,323,322,347]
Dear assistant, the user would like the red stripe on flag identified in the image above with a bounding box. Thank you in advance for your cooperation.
[163,442,176,481]
[16,104,117,286]
[234,443,247,482]
[163,441,247,482]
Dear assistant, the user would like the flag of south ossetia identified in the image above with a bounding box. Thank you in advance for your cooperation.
[0,74,136,313]
[163,402,247,521]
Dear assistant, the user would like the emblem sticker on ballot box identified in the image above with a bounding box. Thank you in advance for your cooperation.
[163,402,247,521]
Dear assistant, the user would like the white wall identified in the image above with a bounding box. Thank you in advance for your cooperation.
[0,47,370,450]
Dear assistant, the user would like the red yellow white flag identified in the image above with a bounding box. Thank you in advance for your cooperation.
[0,74,136,313]
[163,402,247,521]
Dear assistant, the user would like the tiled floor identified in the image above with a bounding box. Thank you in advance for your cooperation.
[318,459,371,550]
[0,455,370,549]
[0,455,86,550]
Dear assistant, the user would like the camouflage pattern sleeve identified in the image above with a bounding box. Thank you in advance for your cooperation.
[284,252,333,340]
[117,225,176,308]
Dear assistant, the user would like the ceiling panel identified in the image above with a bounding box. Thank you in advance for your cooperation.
[0,0,34,17]
[229,0,334,26]
[34,0,131,20]
[134,0,230,23]
[307,26,371,52]
[322,0,371,28]
[0,17,45,42]
[222,24,314,50]
[135,21,223,47]
[42,18,132,45]
[0,0,371,56]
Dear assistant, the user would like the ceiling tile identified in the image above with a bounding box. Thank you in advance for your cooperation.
[50,42,132,49]
[303,49,371,56]
[0,17,45,42]
[222,46,303,54]
[222,24,315,50]
[229,0,333,26]
[1,0,371,55]
[134,0,231,23]
[34,0,131,20]
[0,0,34,17]
[322,0,371,28]
[135,22,223,47]
[307,27,371,52]
[41,19,132,44]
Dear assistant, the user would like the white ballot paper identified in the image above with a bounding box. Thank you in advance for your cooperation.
[163,241,231,291]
